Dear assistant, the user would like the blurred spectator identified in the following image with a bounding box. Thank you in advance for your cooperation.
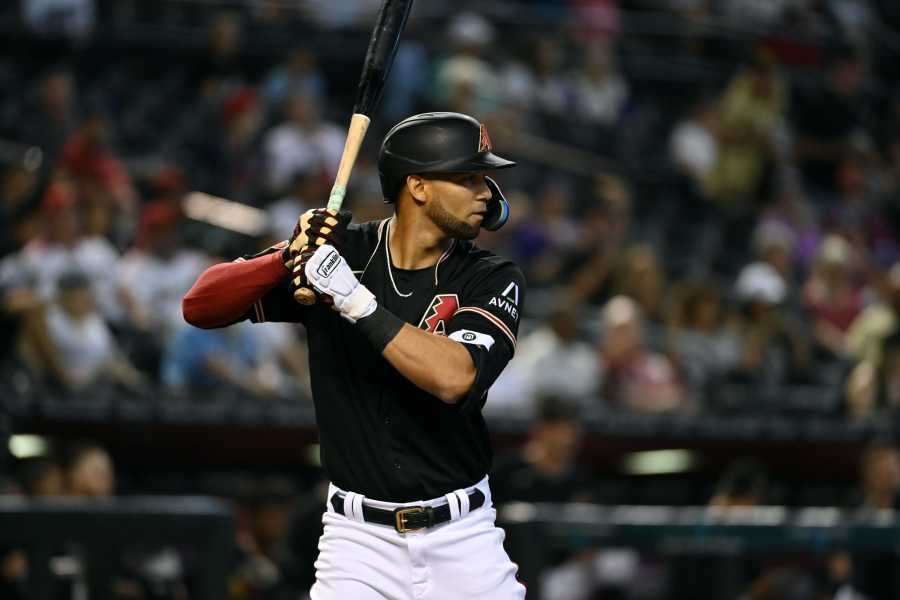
[610,244,667,328]
[261,48,326,111]
[17,69,78,162]
[0,183,122,321]
[117,202,209,342]
[22,0,94,39]
[488,298,600,418]
[792,46,871,199]
[755,173,822,271]
[263,91,343,195]
[63,441,114,498]
[669,94,718,196]
[433,12,500,116]
[825,150,899,268]
[491,397,591,504]
[563,174,632,304]
[859,438,900,508]
[707,49,786,207]
[0,165,41,259]
[744,219,796,283]
[802,235,863,357]
[599,295,689,413]
[846,261,900,364]
[666,280,741,394]
[513,36,570,124]
[25,271,145,392]
[846,332,900,421]
[59,107,138,214]
[162,321,283,398]
[732,260,812,385]
[570,40,630,131]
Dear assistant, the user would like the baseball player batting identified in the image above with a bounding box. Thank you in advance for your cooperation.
[182,112,526,599]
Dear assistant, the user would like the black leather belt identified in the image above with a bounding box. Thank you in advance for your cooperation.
[330,489,486,533]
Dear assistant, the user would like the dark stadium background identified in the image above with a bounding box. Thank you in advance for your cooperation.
[1,0,900,598]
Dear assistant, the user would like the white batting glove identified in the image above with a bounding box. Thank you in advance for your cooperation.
[305,244,377,323]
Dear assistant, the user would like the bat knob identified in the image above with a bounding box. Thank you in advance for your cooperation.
[294,287,317,306]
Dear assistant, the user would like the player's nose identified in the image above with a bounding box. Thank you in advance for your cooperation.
[474,175,491,203]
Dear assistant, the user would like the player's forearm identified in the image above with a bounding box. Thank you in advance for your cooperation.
[382,323,476,404]
[183,251,288,329]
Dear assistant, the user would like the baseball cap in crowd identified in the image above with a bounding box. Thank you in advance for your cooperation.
[735,262,787,305]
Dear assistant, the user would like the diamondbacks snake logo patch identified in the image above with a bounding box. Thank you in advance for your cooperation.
[418,294,459,336]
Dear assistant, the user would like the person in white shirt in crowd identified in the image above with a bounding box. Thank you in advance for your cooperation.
[117,201,210,343]
[432,12,500,116]
[262,91,344,194]
[488,297,600,419]
[30,271,145,392]
[0,180,122,322]
[570,40,630,128]
[669,95,719,194]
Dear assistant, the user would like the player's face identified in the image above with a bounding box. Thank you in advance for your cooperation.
[422,172,492,240]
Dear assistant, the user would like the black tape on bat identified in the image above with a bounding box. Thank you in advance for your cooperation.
[353,0,414,117]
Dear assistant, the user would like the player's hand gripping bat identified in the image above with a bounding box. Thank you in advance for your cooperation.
[292,0,414,305]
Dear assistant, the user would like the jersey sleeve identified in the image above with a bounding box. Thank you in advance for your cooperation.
[446,262,526,414]
[239,244,308,325]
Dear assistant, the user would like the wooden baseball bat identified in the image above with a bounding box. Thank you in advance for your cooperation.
[294,0,415,305]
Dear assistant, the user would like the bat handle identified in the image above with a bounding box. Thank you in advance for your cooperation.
[294,113,372,306]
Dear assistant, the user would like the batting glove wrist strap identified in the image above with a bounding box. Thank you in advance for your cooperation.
[304,244,378,323]
[355,305,405,353]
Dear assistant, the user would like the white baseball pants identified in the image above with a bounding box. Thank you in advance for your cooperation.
[310,476,526,600]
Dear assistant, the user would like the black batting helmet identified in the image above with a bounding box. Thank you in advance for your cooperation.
[378,112,515,230]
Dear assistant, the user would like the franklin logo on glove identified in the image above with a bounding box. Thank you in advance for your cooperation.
[318,251,341,278]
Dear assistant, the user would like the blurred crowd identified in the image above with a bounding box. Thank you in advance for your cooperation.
[3,2,900,598]
[3,419,900,599]
[2,0,899,424]
[0,438,328,600]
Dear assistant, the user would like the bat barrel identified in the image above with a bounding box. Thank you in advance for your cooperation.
[353,0,415,116]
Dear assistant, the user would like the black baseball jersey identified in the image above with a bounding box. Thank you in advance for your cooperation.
[241,219,526,502]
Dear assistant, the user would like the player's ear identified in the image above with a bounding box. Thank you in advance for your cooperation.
[405,174,428,205]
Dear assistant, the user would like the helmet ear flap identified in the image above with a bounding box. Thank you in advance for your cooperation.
[483,176,510,232]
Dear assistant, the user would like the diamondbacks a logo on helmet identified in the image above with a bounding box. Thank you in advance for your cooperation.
[478,124,492,152]
[418,294,459,335]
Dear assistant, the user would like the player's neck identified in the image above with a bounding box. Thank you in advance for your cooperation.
[388,213,452,270]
